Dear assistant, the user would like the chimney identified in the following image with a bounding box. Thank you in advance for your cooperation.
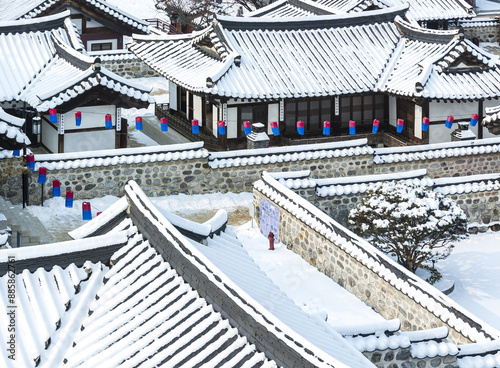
[451,122,476,141]
[247,123,270,149]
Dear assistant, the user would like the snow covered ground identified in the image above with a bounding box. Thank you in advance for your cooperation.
[23,192,500,332]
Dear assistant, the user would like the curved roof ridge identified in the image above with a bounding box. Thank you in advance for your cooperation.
[0,8,69,33]
[395,16,459,44]
[51,32,96,71]
[247,0,289,17]
[216,4,409,30]
[131,25,212,43]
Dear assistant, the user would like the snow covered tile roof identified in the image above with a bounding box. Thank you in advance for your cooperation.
[0,261,106,367]
[62,233,278,367]
[249,0,474,21]
[88,49,138,61]
[256,172,500,343]
[381,0,474,22]
[0,108,30,146]
[315,169,430,197]
[432,173,500,195]
[483,104,500,134]
[130,7,405,99]
[0,12,71,103]
[373,137,500,164]
[0,0,150,33]
[208,138,373,169]
[410,340,459,359]
[0,12,152,110]
[34,142,208,171]
[191,228,375,368]
[128,28,235,93]
[460,16,499,28]
[399,326,450,342]
[345,333,411,352]
[247,0,340,17]
[457,340,500,368]
[381,18,500,100]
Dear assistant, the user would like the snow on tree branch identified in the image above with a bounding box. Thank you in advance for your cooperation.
[348,180,468,282]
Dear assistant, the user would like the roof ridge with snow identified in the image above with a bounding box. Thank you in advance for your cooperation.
[216,4,409,30]
[374,137,500,164]
[7,0,151,33]
[34,142,208,171]
[208,139,373,168]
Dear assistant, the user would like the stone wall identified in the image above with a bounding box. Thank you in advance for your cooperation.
[253,173,500,345]
[373,153,500,178]
[1,138,500,226]
[101,58,161,79]
[308,185,500,228]
[363,348,457,368]
[8,145,374,205]
[463,24,499,44]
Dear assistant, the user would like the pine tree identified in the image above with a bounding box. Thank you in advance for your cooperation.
[348,181,468,282]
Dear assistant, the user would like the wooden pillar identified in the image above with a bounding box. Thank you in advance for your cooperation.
[478,100,484,139]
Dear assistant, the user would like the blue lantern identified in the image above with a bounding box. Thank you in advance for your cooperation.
[243,121,251,135]
[218,121,226,135]
[38,167,47,184]
[397,118,404,133]
[323,121,330,135]
[161,117,168,132]
[192,120,199,134]
[271,121,280,136]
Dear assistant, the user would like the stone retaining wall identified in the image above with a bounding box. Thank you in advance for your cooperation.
[253,173,500,346]
[373,153,500,178]
[101,59,161,79]
[464,24,499,43]
[1,139,500,225]
[362,348,457,368]
[308,186,500,228]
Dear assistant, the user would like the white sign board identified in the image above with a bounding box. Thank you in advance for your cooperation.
[260,197,279,243]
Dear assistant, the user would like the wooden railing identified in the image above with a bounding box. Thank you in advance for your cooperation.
[155,105,221,151]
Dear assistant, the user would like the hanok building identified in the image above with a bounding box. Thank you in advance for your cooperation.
[0,0,151,51]
[0,11,154,154]
[249,0,475,30]
[130,5,500,150]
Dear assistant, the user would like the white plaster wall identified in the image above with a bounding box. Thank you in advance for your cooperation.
[429,101,476,121]
[414,105,423,139]
[212,105,219,137]
[389,96,397,127]
[169,81,177,111]
[86,18,104,28]
[193,95,203,125]
[227,107,238,139]
[268,103,279,135]
[64,130,116,153]
[63,106,115,130]
[41,121,58,153]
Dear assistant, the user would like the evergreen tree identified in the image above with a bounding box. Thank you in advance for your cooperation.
[348,181,468,282]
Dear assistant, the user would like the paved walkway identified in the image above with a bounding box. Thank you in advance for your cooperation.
[0,197,53,247]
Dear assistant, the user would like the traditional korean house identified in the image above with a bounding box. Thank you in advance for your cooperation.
[129,6,500,150]
[249,0,475,30]
[0,11,154,154]
[0,0,150,51]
